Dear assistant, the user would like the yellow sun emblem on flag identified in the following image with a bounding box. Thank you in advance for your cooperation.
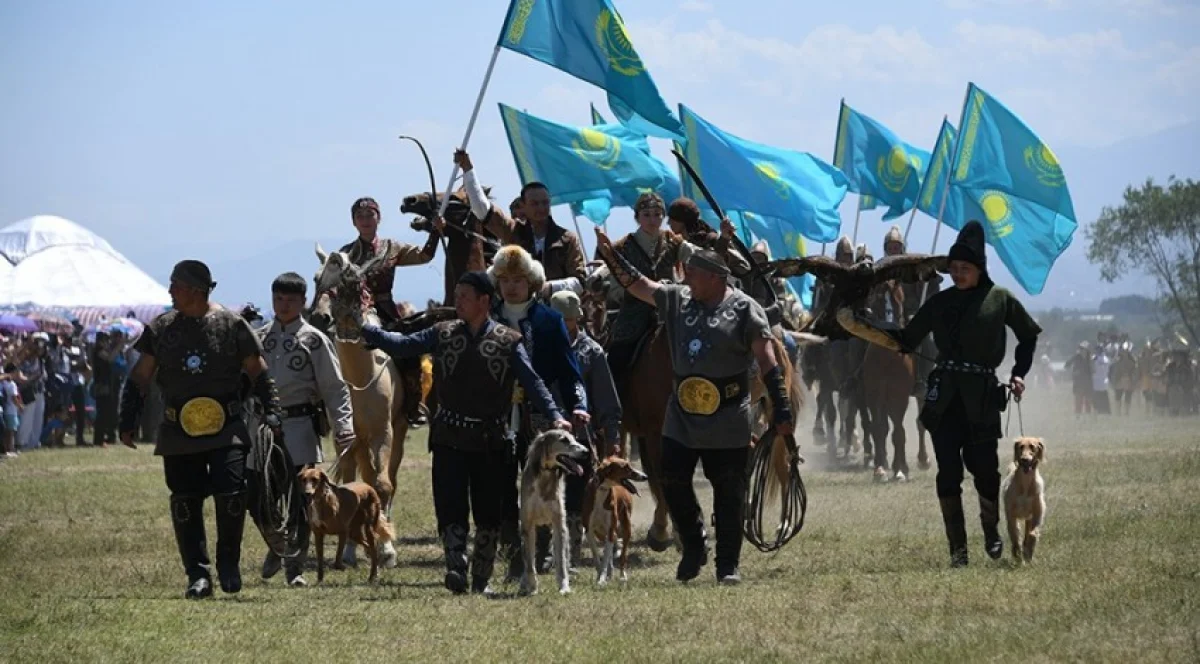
[1023,143,1064,187]
[504,0,536,45]
[876,145,914,193]
[595,8,644,77]
[573,128,621,170]
[980,190,1014,238]
[755,162,791,200]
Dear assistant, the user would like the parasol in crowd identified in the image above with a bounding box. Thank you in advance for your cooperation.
[0,313,38,333]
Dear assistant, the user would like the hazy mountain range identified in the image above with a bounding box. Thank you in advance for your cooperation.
[126,120,1200,314]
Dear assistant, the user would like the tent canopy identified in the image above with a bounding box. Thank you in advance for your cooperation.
[0,215,170,308]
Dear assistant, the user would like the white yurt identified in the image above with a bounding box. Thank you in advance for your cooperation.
[0,215,170,323]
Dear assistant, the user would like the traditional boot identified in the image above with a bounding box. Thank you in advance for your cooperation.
[938,495,969,568]
[535,526,552,574]
[712,469,746,585]
[567,513,584,572]
[399,358,426,427]
[978,496,1004,560]
[284,512,311,587]
[442,524,469,594]
[169,494,213,599]
[470,527,500,595]
[213,491,247,594]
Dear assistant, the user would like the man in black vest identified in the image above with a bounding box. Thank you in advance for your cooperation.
[361,272,570,595]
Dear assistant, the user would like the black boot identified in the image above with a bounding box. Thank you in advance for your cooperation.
[213,492,247,594]
[712,468,746,585]
[170,494,213,599]
[470,527,500,595]
[663,476,709,582]
[567,513,584,571]
[979,497,1004,560]
[938,496,969,568]
[442,524,469,594]
[535,527,552,574]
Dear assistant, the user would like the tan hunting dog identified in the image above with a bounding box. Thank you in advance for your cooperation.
[1003,437,1047,564]
[582,456,647,585]
[297,468,395,583]
[519,429,591,596]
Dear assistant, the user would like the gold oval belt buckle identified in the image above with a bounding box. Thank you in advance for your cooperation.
[677,377,721,416]
[179,397,227,437]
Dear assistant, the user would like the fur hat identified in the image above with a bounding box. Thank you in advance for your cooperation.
[488,244,546,293]
[884,225,904,252]
[667,197,701,227]
[948,220,987,271]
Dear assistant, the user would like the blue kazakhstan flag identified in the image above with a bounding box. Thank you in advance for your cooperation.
[916,119,960,220]
[832,101,931,221]
[499,0,685,141]
[609,92,685,141]
[948,83,1078,295]
[499,103,672,206]
[734,212,816,309]
[680,104,848,243]
[859,195,878,211]
[570,105,682,224]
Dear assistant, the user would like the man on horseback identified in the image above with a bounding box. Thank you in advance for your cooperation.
[487,244,590,580]
[666,197,751,276]
[360,272,570,595]
[595,229,793,585]
[340,196,442,427]
[256,272,356,587]
[455,149,588,297]
[549,289,622,569]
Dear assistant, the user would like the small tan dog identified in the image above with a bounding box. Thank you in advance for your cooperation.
[582,456,647,586]
[1002,437,1047,564]
[297,468,395,583]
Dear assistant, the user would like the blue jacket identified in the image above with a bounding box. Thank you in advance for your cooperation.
[493,301,588,415]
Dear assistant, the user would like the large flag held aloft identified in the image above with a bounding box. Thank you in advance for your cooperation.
[948,82,1078,295]
[680,104,848,243]
[499,0,685,141]
[499,103,674,206]
[833,101,931,221]
[916,119,959,221]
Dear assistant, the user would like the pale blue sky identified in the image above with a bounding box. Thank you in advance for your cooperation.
[2,0,1197,307]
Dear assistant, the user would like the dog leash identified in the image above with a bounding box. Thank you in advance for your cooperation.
[1004,386,1026,437]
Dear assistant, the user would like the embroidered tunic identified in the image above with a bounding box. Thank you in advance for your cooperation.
[135,306,263,456]
[257,317,354,465]
[653,285,772,449]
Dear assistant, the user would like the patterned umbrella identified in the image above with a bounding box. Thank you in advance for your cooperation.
[0,313,37,333]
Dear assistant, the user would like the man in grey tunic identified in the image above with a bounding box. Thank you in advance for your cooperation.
[595,229,794,585]
[256,272,356,586]
[549,290,623,568]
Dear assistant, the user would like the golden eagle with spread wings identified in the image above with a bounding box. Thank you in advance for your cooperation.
[765,253,949,340]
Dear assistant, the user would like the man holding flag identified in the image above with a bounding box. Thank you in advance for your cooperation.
[456,149,588,297]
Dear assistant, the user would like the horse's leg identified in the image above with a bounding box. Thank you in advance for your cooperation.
[868,400,888,481]
[639,433,672,552]
[891,402,909,480]
[915,393,931,470]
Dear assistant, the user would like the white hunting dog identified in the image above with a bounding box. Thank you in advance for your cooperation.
[519,429,590,596]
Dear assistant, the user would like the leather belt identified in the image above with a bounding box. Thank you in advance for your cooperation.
[282,402,320,419]
[434,408,507,430]
[936,360,995,375]
[674,372,749,416]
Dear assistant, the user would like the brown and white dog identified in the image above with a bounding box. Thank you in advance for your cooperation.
[1002,437,1047,564]
[582,456,647,585]
[297,468,395,583]
[519,429,590,596]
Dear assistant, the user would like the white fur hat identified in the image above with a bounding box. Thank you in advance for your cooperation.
[488,244,546,293]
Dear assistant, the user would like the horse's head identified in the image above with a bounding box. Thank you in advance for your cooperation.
[313,243,381,341]
[401,187,489,232]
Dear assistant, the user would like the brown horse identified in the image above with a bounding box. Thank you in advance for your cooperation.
[401,188,498,305]
[863,343,916,481]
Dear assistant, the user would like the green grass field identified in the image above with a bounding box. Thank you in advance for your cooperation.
[2,391,1198,663]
